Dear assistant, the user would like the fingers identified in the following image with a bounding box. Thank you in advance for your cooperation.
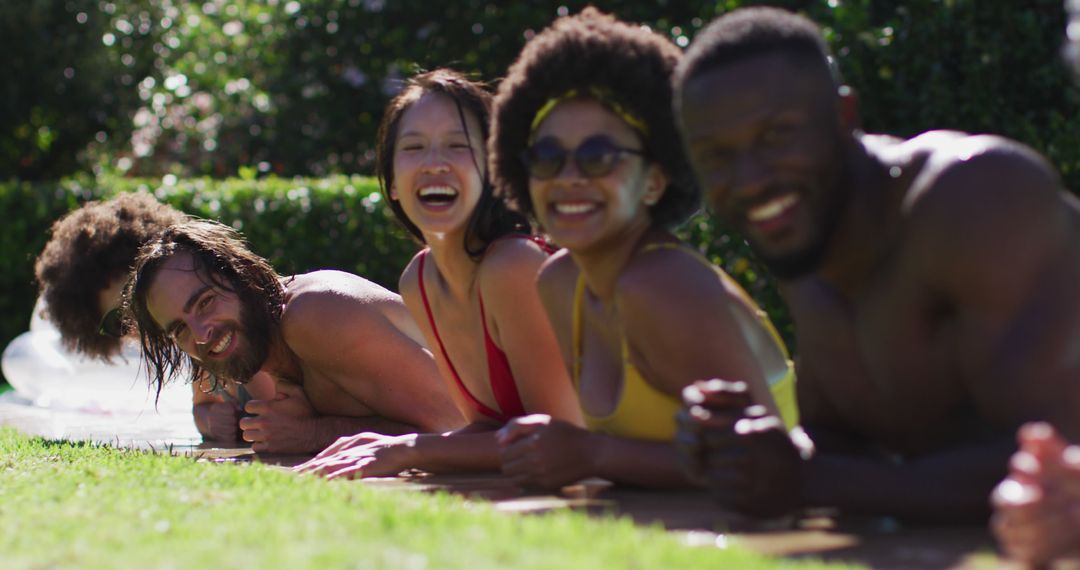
[313,433,382,458]
[274,382,306,399]
[500,454,546,488]
[244,399,271,416]
[682,379,753,410]
[242,428,264,444]
[238,416,262,432]
[496,419,543,447]
[735,414,785,435]
[299,455,365,478]
[1059,446,1080,495]
[325,466,364,480]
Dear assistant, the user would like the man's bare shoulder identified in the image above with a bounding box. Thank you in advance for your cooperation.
[886,131,1065,216]
[281,270,403,339]
[886,132,1077,294]
[285,270,399,305]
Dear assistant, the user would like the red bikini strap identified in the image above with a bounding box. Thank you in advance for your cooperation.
[417,250,503,421]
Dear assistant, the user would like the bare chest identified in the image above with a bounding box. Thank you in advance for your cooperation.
[791,275,967,452]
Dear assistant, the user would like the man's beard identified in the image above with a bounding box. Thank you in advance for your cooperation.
[199,293,273,384]
[753,151,851,281]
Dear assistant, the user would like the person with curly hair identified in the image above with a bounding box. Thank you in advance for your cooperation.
[35,192,187,360]
[487,8,797,490]
[128,218,464,453]
[674,6,1080,523]
[296,69,582,479]
[25,192,275,439]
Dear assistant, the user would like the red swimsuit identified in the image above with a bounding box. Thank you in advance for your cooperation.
[415,237,552,423]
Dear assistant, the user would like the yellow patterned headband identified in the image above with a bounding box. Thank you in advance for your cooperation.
[528,87,650,143]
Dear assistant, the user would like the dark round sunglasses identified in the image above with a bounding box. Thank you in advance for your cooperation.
[97,307,125,339]
[522,135,644,180]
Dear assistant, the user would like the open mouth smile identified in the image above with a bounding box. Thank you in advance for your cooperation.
[417,185,458,207]
[208,330,234,357]
[747,193,799,225]
[551,200,600,218]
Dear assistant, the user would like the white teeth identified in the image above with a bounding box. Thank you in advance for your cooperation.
[554,202,596,215]
[747,194,798,223]
[210,331,232,355]
[418,186,457,198]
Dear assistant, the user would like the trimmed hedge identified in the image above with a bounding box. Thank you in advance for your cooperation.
[0,176,786,385]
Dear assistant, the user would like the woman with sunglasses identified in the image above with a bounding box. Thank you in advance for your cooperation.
[296,69,581,479]
[488,9,798,489]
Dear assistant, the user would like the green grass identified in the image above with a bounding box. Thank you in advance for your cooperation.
[0,428,854,569]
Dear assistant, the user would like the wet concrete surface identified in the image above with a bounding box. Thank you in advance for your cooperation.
[0,393,1007,569]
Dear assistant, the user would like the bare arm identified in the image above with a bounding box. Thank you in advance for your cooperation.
[481,239,583,425]
[498,415,696,489]
[619,245,780,415]
[282,281,465,434]
[802,437,1013,522]
[295,424,504,479]
[915,138,1080,437]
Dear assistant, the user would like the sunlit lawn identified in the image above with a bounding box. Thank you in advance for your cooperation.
[0,428,863,569]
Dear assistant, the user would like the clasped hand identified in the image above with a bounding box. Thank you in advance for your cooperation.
[677,379,804,518]
[239,381,318,453]
[496,414,595,489]
[992,423,1080,565]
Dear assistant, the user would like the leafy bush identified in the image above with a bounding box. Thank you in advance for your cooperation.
[0,175,786,384]
[7,1,1075,188]
[0,0,158,180]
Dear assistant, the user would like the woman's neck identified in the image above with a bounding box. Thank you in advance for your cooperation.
[424,230,482,301]
[570,216,657,303]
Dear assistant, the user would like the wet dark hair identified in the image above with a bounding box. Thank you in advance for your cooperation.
[674,6,838,109]
[376,68,530,258]
[489,7,699,229]
[128,219,284,396]
[34,192,187,360]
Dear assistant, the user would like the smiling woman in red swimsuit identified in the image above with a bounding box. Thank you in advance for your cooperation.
[296,69,582,479]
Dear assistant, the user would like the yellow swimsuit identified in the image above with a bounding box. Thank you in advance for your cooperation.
[571,243,798,442]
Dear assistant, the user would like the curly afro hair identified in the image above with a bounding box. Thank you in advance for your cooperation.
[489,7,700,229]
[34,192,187,360]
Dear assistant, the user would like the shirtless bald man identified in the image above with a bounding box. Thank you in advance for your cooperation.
[674,7,1080,522]
[128,219,463,453]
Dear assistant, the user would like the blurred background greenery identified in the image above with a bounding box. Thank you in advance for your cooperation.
[2,0,1078,383]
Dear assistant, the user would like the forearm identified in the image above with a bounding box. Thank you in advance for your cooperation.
[312,415,421,449]
[591,435,700,489]
[408,431,501,473]
[803,438,1014,523]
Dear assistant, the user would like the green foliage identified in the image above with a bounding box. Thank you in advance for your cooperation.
[809,0,1080,189]
[3,1,1078,187]
[0,428,847,569]
[0,0,158,180]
